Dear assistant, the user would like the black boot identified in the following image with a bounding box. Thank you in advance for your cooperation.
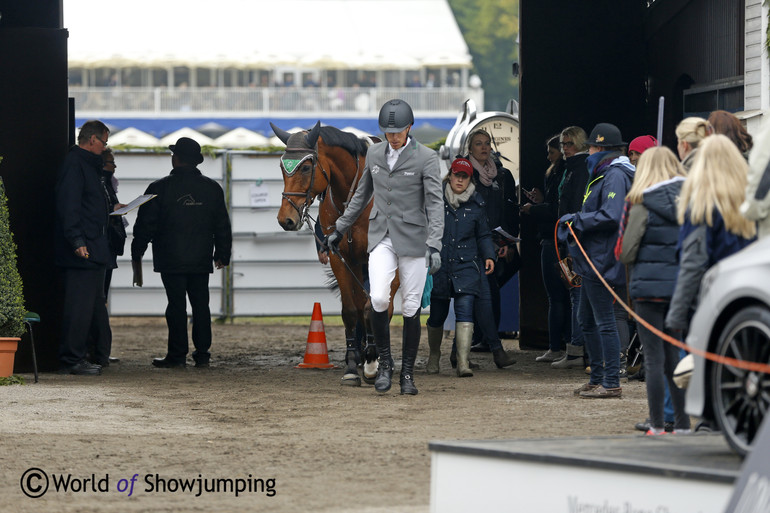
[492,348,517,368]
[341,335,361,386]
[370,309,393,393]
[400,310,421,395]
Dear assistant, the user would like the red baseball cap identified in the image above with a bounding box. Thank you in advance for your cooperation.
[628,135,658,155]
[451,158,473,177]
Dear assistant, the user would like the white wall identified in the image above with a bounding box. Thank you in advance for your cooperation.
[109,150,373,317]
[745,0,770,134]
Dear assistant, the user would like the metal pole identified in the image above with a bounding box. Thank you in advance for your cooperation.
[656,96,664,145]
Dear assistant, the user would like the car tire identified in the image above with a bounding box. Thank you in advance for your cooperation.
[710,305,770,456]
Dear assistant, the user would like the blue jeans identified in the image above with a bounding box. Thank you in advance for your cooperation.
[427,294,475,327]
[541,242,571,351]
[579,277,621,389]
[471,270,504,351]
[569,285,584,348]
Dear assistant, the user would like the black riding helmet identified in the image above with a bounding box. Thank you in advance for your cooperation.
[378,99,414,133]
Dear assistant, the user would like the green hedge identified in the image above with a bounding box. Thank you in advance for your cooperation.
[0,170,26,338]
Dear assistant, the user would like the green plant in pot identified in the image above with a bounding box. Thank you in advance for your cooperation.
[0,160,27,379]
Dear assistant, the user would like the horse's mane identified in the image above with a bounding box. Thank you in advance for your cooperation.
[318,126,370,158]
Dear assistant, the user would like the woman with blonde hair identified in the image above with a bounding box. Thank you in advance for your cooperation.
[619,146,688,435]
[675,117,712,170]
[665,134,756,334]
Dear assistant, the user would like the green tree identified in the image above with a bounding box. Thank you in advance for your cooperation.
[448,0,519,111]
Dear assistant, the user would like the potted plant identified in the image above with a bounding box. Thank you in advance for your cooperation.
[0,159,26,377]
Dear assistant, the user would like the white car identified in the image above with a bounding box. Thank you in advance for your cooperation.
[684,236,770,456]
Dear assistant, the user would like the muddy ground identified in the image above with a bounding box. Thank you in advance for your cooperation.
[0,316,653,512]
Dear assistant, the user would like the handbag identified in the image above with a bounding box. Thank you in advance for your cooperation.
[554,220,581,288]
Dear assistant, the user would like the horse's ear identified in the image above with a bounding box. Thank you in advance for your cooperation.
[270,122,292,144]
[305,121,322,148]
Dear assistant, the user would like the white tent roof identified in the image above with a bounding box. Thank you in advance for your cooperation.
[64,0,472,70]
[109,127,160,146]
[214,128,270,148]
[268,127,305,148]
[159,128,215,147]
[341,126,374,138]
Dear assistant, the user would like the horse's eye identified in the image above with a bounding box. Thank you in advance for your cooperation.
[300,162,313,174]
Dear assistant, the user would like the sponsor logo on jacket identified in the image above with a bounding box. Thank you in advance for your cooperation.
[177,194,202,206]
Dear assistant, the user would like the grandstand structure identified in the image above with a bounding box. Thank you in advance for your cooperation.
[64,0,483,137]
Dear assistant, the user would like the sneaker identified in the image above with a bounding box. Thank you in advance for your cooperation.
[634,419,674,432]
[673,429,692,435]
[552,355,583,369]
[645,428,668,436]
[574,382,600,395]
[579,385,622,398]
[535,349,564,362]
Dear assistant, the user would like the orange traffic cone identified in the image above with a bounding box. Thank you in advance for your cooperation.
[296,302,335,369]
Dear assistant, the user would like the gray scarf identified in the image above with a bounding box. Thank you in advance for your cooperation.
[445,182,476,209]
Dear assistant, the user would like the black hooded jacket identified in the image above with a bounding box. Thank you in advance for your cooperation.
[131,166,232,273]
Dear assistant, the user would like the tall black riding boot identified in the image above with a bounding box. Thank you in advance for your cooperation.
[370,309,393,393]
[400,310,421,395]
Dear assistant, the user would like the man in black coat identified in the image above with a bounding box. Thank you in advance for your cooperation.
[131,137,232,368]
[54,120,113,375]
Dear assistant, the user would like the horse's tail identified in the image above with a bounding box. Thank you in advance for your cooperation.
[324,267,340,297]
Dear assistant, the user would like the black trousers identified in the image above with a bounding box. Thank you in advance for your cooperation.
[160,273,212,364]
[59,267,111,366]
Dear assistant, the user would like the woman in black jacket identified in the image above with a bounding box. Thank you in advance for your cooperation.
[521,135,570,364]
[463,129,519,365]
[551,126,590,368]
[425,158,496,377]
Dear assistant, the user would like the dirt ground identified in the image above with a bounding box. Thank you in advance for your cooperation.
[0,316,651,512]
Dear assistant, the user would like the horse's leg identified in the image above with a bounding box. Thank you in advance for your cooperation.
[331,260,362,387]
[361,298,378,384]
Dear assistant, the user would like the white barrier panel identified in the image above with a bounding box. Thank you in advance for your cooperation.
[108,151,402,317]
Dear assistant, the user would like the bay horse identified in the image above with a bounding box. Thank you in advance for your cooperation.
[271,121,399,386]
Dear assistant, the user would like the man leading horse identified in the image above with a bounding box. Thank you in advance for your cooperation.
[325,99,444,395]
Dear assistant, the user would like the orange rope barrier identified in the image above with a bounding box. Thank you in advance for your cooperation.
[566,222,770,374]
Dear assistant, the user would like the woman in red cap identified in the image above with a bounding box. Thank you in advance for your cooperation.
[627,135,657,167]
[425,158,497,377]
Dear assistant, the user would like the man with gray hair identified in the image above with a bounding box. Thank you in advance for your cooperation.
[54,120,112,375]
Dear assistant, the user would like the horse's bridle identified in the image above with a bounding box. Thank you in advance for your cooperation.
[280,146,330,227]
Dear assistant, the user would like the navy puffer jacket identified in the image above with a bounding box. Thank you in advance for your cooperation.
[629,177,684,299]
[431,189,496,299]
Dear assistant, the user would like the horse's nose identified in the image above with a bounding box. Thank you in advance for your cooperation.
[278,215,296,231]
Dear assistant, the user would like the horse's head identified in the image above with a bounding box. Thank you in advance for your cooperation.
[271,121,324,231]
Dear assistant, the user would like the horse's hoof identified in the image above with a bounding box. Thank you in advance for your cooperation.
[362,360,378,385]
[341,372,362,387]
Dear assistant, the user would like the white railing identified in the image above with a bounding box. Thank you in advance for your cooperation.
[68,87,483,114]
